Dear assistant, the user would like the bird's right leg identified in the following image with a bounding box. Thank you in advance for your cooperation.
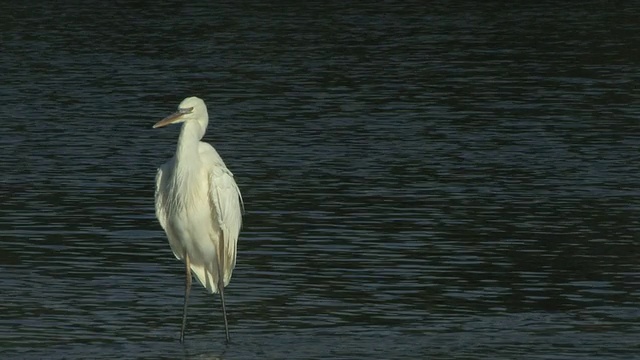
[180,254,192,343]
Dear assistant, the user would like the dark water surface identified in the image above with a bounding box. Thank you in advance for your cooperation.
[1,1,639,359]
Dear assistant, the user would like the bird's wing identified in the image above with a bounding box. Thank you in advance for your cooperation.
[154,158,174,240]
[199,142,243,283]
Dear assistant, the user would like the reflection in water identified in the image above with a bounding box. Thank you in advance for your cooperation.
[0,1,639,359]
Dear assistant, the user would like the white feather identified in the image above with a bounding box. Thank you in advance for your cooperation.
[153,97,243,295]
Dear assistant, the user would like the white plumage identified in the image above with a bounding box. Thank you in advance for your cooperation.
[153,96,243,343]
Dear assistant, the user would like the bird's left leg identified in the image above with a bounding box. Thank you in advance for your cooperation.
[180,254,192,343]
[218,272,230,344]
[217,233,231,344]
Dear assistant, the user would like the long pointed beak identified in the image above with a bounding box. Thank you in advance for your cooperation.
[153,111,185,129]
[153,107,193,129]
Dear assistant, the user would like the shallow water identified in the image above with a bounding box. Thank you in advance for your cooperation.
[1,1,639,359]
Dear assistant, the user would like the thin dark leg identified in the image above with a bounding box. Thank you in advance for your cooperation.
[219,275,230,344]
[218,233,230,344]
[180,254,192,343]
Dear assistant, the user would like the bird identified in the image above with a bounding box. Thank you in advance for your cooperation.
[153,96,243,344]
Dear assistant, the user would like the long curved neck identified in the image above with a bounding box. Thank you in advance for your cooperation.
[175,120,202,164]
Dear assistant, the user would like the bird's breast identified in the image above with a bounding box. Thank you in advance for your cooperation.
[166,172,210,231]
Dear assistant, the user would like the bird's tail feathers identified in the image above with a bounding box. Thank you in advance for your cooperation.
[190,262,232,294]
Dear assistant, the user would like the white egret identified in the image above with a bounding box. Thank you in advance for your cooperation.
[153,96,243,343]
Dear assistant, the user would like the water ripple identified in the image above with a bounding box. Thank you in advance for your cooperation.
[1,1,639,359]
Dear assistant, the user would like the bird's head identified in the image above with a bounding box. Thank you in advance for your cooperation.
[153,96,208,129]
